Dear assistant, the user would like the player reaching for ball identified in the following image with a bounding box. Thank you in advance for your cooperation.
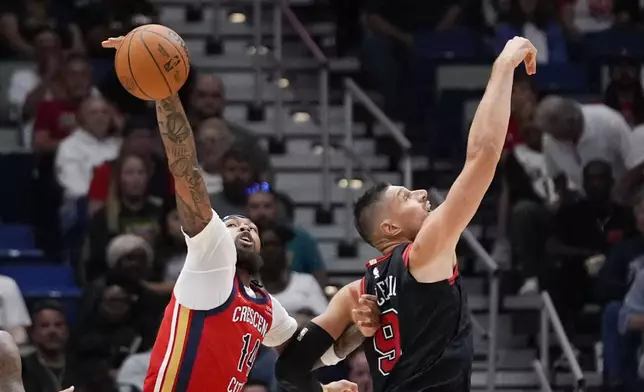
[103,31,379,392]
[275,37,537,392]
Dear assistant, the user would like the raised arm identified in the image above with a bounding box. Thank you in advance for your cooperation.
[155,95,213,236]
[410,37,537,264]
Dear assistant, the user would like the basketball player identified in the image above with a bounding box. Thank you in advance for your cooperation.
[101,35,378,392]
[275,37,537,392]
[0,331,74,392]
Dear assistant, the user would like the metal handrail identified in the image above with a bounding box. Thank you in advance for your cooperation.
[271,0,331,212]
[538,291,585,391]
[533,360,554,392]
[342,78,413,247]
[428,188,499,392]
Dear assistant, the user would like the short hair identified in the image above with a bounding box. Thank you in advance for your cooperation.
[32,300,65,319]
[222,143,253,166]
[353,182,389,245]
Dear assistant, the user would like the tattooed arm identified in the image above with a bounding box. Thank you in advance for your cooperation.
[156,95,212,236]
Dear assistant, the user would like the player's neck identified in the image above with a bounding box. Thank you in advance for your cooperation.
[236,268,253,287]
[376,239,408,256]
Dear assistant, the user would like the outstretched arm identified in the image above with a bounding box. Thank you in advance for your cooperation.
[410,37,537,266]
[156,95,213,236]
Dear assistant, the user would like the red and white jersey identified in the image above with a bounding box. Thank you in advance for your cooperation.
[144,211,298,392]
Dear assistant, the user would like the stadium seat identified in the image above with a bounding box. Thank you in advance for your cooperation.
[533,64,589,93]
[414,29,482,61]
[0,224,36,249]
[0,264,81,299]
[584,29,644,59]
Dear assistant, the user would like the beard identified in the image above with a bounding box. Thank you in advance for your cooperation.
[236,248,263,276]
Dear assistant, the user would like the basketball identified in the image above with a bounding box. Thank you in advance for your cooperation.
[114,24,190,101]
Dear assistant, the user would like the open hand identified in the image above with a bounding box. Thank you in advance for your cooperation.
[323,380,358,392]
[498,36,537,75]
[102,36,125,50]
[350,286,380,337]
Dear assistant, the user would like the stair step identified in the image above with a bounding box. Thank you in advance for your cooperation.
[165,19,334,39]
[286,138,376,155]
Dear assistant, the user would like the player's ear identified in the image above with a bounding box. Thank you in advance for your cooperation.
[380,219,401,237]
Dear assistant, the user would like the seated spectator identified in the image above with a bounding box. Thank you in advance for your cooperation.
[0,275,31,345]
[22,301,80,392]
[82,234,166,329]
[196,117,233,195]
[504,71,539,154]
[549,160,636,333]
[74,0,156,58]
[88,117,172,215]
[347,349,373,392]
[74,283,145,372]
[33,54,101,153]
[536,96,632,193]
[559,0,614,36]
[7,27,64,125]
[495,0,567,64]
[188,74,273,183]
[600,187,644,303]
[258,223,328,315]
[86,153,163,279]
[247,188,327,285]
[55,96,121,200]
[117,348,151,392]
[604,57,644,127]
[497,124,557,294]
[0,0,83,58]
[209,144,260,217]
[156,199,186,284]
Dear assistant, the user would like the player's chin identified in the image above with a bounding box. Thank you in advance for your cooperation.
[236,248,264,275]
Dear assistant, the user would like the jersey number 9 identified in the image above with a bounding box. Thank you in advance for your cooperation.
[373,308,401,375]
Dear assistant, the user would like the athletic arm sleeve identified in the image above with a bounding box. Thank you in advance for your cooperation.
[263,296,298,347]
[174,209,237,310]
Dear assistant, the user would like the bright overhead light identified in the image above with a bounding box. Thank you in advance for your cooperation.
[246,45,269,55]
[229,12,246,23]
[292,111,310,123]
[277,78,289,88]
[337,178,364,189]
[324,285,338,296]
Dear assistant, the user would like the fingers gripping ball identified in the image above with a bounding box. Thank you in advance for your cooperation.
[115,24,190,101]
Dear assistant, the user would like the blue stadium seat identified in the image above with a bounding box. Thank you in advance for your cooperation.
[0,264,81,299]
[584,30,644,59]
[414,29,482,61]
[0,224,36,249]
[532,64,589,93]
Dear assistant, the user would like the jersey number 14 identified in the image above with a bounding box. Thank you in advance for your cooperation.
[237,333,261,376]
[373,308,401,375]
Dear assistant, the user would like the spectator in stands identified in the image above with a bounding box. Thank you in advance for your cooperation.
[188,74,273,182]
[0,0,84,58]
[494,0,568,64]
[258,223,328,315]
[73,356,117,392]
[600,187,644,303]
[117,347,152,392]
[33,54,100,153]
[247,187,327,286]
[243,380,271,392]
[559,0,614,35]
[196,117,234,195]
[347,349,373,392]
[208,144,259,217]
[0,275,31,345]
[74,283,145,372]
[604,58,644,127]
[88,118,171,216]
[535,96,632,194]
[7,27,63,126]
[616,124,644,205]
[156,199,186,284]
[55,96,121,200]
[496,124,557,294]
[549,160,636,333]
[504,71,539,154]
[74,0,156,58]
[86,153,163,281]
[22,301,80,392]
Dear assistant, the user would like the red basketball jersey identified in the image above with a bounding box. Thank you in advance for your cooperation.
[144,275,273,392]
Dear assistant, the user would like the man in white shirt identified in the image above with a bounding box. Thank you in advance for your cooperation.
[102,35,375,392]
[54,96,121,199]
[535,96,632,193]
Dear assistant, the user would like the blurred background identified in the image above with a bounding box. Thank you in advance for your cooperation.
[0,0,643,391]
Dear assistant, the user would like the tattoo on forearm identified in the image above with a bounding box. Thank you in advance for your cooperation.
[333,325,365,358]
[156,95,211,235]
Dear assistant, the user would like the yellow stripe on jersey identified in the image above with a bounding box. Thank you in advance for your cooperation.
[162,305,191,392]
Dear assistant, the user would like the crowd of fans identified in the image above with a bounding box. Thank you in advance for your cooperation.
[0,0,643,391]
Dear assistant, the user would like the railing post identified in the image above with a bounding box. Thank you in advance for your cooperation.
[401,153,412,189]
[211,0,221,43]
[344,85,354,242]
[252,0,263,109]
[540,302,550,380]
[272,0,283,140]
[320,64,330,211]
[487,271,499,392]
